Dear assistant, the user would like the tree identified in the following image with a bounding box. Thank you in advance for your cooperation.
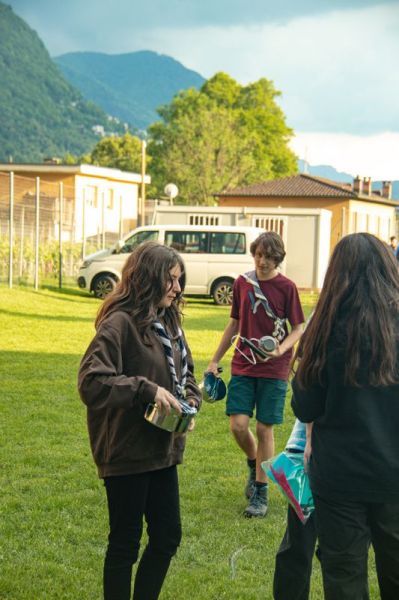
[89,133,145,172]
[148,72,297,204]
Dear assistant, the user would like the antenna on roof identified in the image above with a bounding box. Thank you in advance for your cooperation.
[303,146,309,174]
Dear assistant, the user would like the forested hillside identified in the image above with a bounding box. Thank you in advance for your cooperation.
[54,50,205,130]
[0,2,124,162]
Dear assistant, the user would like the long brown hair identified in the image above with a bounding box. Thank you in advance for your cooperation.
[295,233,399,388]
[95,241,185,337]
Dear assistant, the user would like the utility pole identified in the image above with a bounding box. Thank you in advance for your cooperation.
[138,139,147,226]
[34,177,40,290]
[8,172,14,288]
[58,182,63,289]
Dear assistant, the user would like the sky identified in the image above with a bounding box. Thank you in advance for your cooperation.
[6,0,399,180]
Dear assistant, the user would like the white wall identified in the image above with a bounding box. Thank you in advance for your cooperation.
[74,175,139,242]
[153,205,332,289]
[348,200,395,242]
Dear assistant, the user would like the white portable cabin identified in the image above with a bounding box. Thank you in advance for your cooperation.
[152,205,332,290]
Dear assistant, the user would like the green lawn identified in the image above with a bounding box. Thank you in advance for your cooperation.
[0,287,378,599]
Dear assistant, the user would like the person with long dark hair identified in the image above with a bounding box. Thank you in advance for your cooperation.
[78,241,201,600]
[291,233,399,600]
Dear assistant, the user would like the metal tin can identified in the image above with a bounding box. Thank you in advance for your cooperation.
[144,401,197,433]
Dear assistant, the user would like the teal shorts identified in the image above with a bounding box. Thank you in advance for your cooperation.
[226,375,288,424]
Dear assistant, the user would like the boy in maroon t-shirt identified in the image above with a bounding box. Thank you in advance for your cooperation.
[207,232,304,517]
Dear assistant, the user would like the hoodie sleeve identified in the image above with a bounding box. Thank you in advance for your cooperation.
[78,323,158,411]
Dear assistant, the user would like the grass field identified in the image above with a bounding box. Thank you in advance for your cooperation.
[0,286,379,599]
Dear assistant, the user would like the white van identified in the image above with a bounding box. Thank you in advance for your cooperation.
[77,225,264,304]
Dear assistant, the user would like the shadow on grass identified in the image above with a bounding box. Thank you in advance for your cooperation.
[0,307,94,322]
[2,281,98,302]
[37,284,99,304]
[0,349,82,373]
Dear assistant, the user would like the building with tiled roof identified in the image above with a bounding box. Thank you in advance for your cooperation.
[215,174,397,252]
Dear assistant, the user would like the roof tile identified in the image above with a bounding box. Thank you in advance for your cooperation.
[215,174,359,198]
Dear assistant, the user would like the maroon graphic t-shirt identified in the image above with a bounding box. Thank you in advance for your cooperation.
[230,273,305,380]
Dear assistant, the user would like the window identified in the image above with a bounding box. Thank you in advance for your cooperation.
[120,230,158,253]
[105,189,114,210]
[253,216,286,238]
[164,231,245,254]
[210,232,245,254]
[165,231,208,253]
[85,186,97,208]
[189,214,220,226]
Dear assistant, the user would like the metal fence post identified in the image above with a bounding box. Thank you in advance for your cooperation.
[8,172,14,288]
[82,187,86,260]
[34,177,40,290]
[59,182,63,289]
[19,206,25,278]
[101,190,105,250]
[119,194,123,239]
[96,188,100,250]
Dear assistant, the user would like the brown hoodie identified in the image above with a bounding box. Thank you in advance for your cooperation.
[78,310,201,477]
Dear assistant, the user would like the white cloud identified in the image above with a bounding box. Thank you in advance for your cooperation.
[290,131,399,180]
[9,1,399,136]
[129,3,399,134]
[9,0,395,35]
[6,0,399,178]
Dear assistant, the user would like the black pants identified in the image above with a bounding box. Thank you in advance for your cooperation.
[103,466,182,600]
[273,506,317,600]
[314,494,399,600]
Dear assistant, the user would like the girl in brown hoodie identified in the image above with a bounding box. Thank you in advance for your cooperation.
[78,241,200,600]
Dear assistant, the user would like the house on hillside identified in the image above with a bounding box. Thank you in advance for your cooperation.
[0,163,150,244]
[214,174,397,253]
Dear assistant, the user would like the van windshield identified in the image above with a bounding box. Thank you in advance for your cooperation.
[120,230,158,253]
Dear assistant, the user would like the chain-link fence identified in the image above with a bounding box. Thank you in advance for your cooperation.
[0,172,120,287]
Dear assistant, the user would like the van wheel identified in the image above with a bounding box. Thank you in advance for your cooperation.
[213,279,234,305]
[92,275,117,299]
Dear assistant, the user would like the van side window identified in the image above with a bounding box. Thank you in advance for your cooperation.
[121,230,158,253]
[165,232,208,253]
[210,232,245,254]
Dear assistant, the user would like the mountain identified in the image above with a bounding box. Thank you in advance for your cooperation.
[0,2,125,162]
[298,159,353,182]
[54,50,205,130]
[298,160,399,200]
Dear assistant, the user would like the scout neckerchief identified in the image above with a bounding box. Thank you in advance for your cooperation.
[153,320,187,402]
[243,270,286,341]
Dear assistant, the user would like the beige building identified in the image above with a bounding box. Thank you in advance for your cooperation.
[215,174,397,254]
[0,162,150,243]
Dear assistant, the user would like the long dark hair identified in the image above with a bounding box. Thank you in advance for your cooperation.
[96,241,185,337]
[295,233,399,388]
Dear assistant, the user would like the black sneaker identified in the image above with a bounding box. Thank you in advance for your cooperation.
[243,485,268,518]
